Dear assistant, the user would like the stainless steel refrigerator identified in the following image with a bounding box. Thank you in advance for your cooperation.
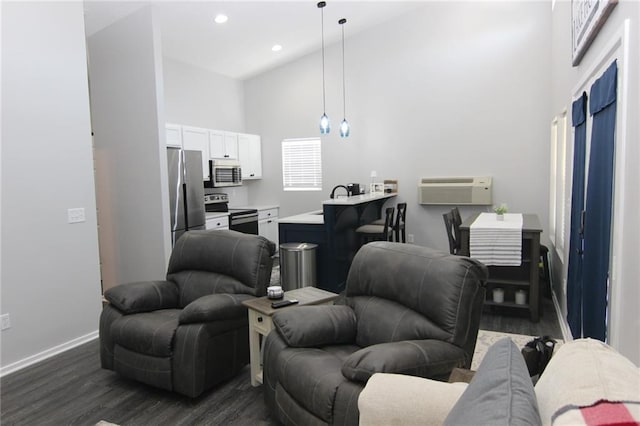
[167,147,206,245]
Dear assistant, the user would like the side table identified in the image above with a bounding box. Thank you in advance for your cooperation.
[241,286,339,386]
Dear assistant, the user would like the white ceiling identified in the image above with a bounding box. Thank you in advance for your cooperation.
[83,1,425,80]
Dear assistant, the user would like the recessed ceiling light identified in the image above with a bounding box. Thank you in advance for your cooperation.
[214,14,228,24]
[272,45,282,52]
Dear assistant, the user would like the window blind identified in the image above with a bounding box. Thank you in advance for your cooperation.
[282,138,322,191]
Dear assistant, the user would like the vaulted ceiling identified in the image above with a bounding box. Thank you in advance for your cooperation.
[83,1,424,80]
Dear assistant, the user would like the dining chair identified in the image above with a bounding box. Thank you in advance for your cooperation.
[451,206,462,245]
[443,210,459,255]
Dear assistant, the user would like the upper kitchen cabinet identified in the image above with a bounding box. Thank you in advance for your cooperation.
[181,125,210,180]
[209,129,238,160]
[165,123,182,148]
[238,133,262,180]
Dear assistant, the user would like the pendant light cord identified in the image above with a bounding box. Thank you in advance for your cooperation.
[321,5,326,113]
[341,20,346,118]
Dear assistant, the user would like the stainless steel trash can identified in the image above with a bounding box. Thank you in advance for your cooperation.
[279,242,318,291]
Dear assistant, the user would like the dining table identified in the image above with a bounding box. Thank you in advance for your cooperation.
[459,212,543,322]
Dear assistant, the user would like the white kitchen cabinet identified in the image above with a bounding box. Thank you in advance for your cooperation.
[209,130,238,160]
[206,215,229,230]
[181,126,210,180]
[258,207,279,247]
[165,123,182,148]
[238,133,262,179]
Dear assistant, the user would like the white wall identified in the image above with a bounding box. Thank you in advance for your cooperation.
[1,2,102,370]
[244,2,552,251]
[550,0,640,364]
[88,6,172,292]
[162,58,250,206]
[163,57,245,131]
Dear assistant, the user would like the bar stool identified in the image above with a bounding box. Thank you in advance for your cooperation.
[356,207,395,246]
[371,202,407,243]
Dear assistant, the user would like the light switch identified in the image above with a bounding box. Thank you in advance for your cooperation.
[68,208,86,224]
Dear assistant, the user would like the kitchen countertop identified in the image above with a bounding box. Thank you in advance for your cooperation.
[206,205,279,220]
[278,210,324,224]
[322,192,397,206]
[229,204,279,211]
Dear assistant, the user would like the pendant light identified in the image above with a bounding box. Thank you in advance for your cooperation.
[318,1,330,134]
[339,18,350,138]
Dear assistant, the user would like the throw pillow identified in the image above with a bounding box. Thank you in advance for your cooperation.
[273,305,357,347]
[444,337,541,426]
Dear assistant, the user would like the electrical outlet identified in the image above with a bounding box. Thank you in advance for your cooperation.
[1,314,10,331]
[67,208,86,224]
[407,234,415,243]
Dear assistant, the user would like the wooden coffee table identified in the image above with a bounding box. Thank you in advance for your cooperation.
[242,286,339,386]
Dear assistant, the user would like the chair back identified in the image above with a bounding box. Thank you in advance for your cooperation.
[345,242,487,359]
[451,207,462,245]
[394,203,407,242]
[382,207,395,241]
[443,210,458,254]
[166,230,276,306]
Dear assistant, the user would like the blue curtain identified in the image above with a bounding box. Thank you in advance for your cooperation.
[582,60,617,341]
[566,92,588,337]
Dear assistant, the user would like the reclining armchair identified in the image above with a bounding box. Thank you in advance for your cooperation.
[263,242,488,425]
[100,230,275,398]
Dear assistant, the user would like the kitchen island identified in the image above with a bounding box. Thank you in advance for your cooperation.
[279,192,397,293]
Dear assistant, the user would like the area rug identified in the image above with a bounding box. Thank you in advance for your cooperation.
[472,330,563,370]
[472,330,536,369]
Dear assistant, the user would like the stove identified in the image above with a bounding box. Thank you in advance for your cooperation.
[204,192,229,212]
[203,192,258,234]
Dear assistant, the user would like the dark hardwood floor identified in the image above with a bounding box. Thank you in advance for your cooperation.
[1,340,273,426]
[480,296,563,339]
[1,291,563,425]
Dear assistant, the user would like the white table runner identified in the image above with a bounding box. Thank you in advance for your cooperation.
[470,213,523,266]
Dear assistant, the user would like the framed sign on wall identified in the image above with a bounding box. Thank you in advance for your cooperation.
[572,0,618,66]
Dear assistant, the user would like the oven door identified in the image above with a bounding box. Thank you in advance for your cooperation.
[229,210,258,235]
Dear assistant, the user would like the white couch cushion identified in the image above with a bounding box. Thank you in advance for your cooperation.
[535,338,640,425]
[358,373,467,426]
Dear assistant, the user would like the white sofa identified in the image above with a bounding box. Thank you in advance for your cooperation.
[359,338,640,425]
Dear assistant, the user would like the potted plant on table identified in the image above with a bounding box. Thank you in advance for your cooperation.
[494,203,508,220]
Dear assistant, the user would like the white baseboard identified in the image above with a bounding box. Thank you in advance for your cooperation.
[551,291,573,342]
[0,330,99,378]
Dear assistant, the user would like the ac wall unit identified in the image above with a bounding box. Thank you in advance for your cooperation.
[418,176,492,205]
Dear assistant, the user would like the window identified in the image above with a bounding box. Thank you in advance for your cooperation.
[558,112,568,255]
[549,118,558,246]
[549,110,568,258]
[282,138,322,191]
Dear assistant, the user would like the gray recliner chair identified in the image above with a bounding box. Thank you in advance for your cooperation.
[100,230,275,398]
[263,242,488,425]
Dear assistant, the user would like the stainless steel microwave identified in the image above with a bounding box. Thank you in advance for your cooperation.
[207,159,242,187]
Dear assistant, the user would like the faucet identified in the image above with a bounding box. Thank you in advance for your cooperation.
[330,185,349,199]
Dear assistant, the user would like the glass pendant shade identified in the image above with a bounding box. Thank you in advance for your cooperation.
[320,113,331,134]
[340,118,350,138]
